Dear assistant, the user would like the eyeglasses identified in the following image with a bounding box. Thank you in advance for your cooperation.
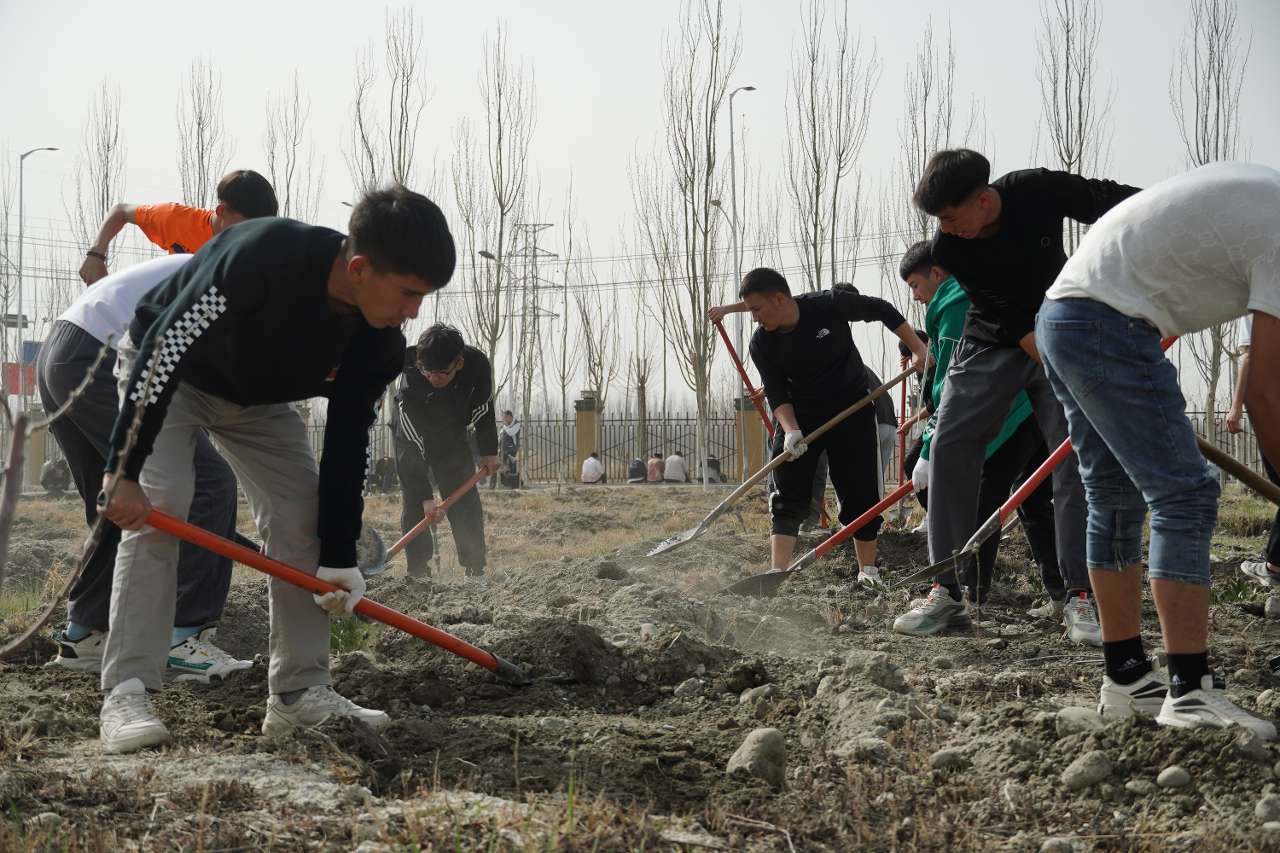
[420,358,460,379]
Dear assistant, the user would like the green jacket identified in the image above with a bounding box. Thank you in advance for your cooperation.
[921,276,1032,461]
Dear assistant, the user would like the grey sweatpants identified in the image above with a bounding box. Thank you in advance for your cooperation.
[102,340,330,694]
[926,338,1090,592]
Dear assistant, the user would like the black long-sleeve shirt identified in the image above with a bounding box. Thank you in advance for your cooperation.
[393,344,497,498]
[931,168,1141,346]
[749,289,906,425]
[106,218,404,567]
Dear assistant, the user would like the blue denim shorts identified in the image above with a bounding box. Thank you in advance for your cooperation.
[1038,298,1219,586]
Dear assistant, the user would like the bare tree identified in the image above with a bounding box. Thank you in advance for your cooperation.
[0,152,16,380]
[344,9,432,195]
[1036,0,1114,252]
[176,59,233,208]
[625,297,655,459]
[575,245,621,415]
[264,71,325,223]
[876,20,978,324]
[1171,0,1251,423]
[784,0,880,291]
[632,0,739,487]
[552,182,583,419]
[452,26,535,405]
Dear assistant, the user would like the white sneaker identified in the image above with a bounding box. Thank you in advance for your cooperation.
[1156,674,1277,740]
[262,685,390,737]
[1099,668,1168,718]
[53,629,106,672]
[1062,593,1102,647]
[1240,560,1280,589]
[857,566,883,587]
[892,584,970,636]
[167,627,253,682]
[1027,598,1065,620]
[100,678,171,754]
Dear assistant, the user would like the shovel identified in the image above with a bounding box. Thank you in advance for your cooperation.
[715,319,774,438]
[724,480,915,596]
[647,365,916,557]
[372,467,491,570]
[144,509,527,683]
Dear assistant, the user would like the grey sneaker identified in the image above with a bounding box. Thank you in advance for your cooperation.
[1062,593,1102,647]
[262,685,390,737]
[100,678,170,754]
[892,585,970,636]
[1099,668,1168,718]
[1241,560,1280,589]
[1027,598,1065,620]
[1157,674,1277,740]
[54,628,106,673]
[857,566,884,588]
[167,627,253,682]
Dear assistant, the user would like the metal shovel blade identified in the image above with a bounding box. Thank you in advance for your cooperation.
[647,523,707,556]
[357,526,390,578]
[723,569,792,597]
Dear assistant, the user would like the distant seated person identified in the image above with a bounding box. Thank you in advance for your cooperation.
[627,457,647,484]
[79,169,278,284]
[663,451,690,483]
[581,452,607,484]
[645,451,665,483]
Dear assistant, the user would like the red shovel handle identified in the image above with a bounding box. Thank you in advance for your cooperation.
[814,481,915,559]
[143,509,524,682]
[387,467,490,559]
[716,319,774,438]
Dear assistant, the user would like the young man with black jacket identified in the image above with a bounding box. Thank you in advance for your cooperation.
[97,186,456,754]
[392,324,498,578]
[894,149,1140,644]
[710,268,928,583]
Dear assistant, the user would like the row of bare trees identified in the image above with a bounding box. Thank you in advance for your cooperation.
[11,0,1257,438]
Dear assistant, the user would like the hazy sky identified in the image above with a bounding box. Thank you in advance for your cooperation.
[2,0,1277,408]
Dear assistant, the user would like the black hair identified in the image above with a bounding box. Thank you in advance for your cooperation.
[898,329,930,359]
[216,170,278,218]
[899,241,937,281]
[502,410,513,417]
[590,451,599,459]
[833,282,859,295]
[738,267,791,299]
[415,323,465,371]
[349,185,456,288]
[912,149,991,215]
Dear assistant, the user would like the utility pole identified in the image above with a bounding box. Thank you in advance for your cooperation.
[512,222,555,438]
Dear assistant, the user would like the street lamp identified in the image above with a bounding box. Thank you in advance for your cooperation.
[18,146,58,409]
[728,85,755,359]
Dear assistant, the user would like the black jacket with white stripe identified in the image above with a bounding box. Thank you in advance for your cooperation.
[106,218,405,567]
[392,344,497,495]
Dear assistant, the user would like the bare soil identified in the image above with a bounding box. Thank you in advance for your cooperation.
[2,486,1280,850]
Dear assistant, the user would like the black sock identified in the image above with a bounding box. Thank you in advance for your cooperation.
[942,582,963,602]
[1102,635,1150,685]
[1167,652,1210,698]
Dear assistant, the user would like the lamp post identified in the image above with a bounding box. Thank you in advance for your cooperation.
[727,85,755,358]
[18,146,58,410]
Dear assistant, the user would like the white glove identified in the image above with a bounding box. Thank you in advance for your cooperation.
[782,430,808,460]
[313,566,366,616]
[912,457,930,492]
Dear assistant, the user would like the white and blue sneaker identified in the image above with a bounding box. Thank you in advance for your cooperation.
[167,627,253,682]
[1157,674,1277,740]
[1099,667,1168,718]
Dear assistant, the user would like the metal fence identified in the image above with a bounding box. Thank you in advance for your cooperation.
[26,408,1277,493]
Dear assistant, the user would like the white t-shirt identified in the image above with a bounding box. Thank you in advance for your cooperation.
[1239,314,1253,348]
[1046,162,1280,336]
[663,454,688,482]
[581,455,605,483]
[60,255,191,347]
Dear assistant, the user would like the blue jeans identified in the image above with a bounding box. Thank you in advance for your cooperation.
[1038,298,1219,586]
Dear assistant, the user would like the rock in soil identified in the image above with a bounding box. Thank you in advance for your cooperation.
[1055,706,1103,736]
[1156,765,1191,788]
[1257,793,1280,822]
[726,728,786,789]
[1061,750,1111,791]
